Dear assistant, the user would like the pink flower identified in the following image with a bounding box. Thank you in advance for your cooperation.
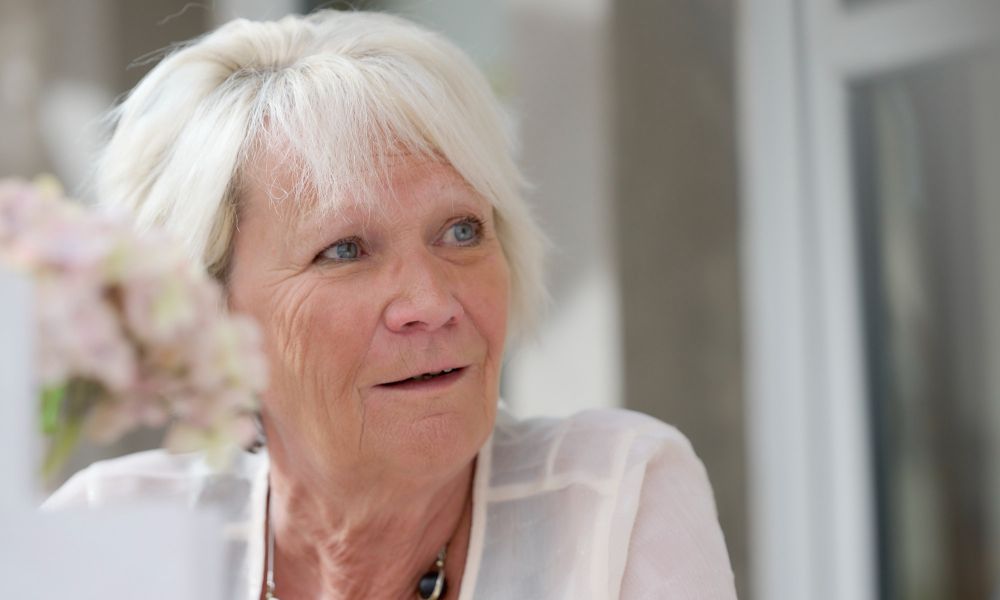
[34,274,138,391]
[190,317,269,394]
[0,177,267,473]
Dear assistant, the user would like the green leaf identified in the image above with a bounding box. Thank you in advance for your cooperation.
[40,385,67,435]
[41,419,82,481]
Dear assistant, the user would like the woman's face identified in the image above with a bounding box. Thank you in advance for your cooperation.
[227,155,509,484]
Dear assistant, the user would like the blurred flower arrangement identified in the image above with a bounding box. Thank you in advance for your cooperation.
[0,177,267,478]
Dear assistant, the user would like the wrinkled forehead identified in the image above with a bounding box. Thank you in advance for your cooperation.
[235,142,485,235]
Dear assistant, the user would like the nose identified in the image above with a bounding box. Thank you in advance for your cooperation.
[383,252,464,333]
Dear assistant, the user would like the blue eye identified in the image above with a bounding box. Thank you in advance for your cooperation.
[443,218,483,246]
[319,239,362,262]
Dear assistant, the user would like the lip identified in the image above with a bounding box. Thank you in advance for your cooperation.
[375,365,469,392]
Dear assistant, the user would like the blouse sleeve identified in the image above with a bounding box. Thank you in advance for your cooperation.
[41,464,95,510]
[618,423,737,599]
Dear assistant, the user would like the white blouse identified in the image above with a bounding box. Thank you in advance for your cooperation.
[45,407,737,599]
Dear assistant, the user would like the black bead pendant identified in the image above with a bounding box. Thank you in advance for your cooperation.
[418,569,447,599]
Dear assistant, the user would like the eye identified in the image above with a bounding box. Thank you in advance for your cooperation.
[317,237,363,263]
[441,217,483,246]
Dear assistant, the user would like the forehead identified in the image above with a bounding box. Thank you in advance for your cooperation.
[237,150,486,233]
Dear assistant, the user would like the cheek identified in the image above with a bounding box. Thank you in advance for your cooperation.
[242,278,376,408]
[464,254,511,368]
[284,285,372,380]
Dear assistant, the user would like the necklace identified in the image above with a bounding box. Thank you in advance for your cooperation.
[263,486,449,600]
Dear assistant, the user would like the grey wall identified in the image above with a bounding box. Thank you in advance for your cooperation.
[0,0,209,190]
[612,0,747,596]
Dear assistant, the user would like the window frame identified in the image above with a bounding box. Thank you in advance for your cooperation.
[738,1,999,599]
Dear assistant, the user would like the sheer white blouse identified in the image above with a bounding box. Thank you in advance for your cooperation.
[45,407,737,599]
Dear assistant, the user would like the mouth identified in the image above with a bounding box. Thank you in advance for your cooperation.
[377,366,468,391]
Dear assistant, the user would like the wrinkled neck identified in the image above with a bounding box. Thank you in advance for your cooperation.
[264,456,475,599]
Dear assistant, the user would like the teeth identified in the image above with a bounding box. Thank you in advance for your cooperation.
[407,368,456,382]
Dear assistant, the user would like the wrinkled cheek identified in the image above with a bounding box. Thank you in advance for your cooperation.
[266,301,361,403]
[256,301,315,412]
[258,324,325,451]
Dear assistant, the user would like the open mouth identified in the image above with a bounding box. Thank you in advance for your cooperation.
[379,367,466,389]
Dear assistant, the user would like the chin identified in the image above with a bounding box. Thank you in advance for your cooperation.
[375,401,495,478]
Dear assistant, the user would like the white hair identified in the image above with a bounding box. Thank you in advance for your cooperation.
[95,10,546,335]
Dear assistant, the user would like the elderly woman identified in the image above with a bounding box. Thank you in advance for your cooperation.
[46,10,736,600]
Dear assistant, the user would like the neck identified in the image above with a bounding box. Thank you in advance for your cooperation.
[265,453,475,599]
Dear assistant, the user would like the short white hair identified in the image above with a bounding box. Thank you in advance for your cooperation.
[95,10,546,335]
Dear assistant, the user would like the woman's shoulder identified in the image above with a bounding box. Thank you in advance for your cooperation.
[478,407,735,598]
[561,407,692,444]
[42,449,264,511]
[495,406,696,457]
[489,406,701,489]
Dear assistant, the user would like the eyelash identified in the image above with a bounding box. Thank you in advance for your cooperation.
[314,215,486,264]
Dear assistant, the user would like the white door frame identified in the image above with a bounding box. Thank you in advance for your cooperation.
[738,2,1000,599]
